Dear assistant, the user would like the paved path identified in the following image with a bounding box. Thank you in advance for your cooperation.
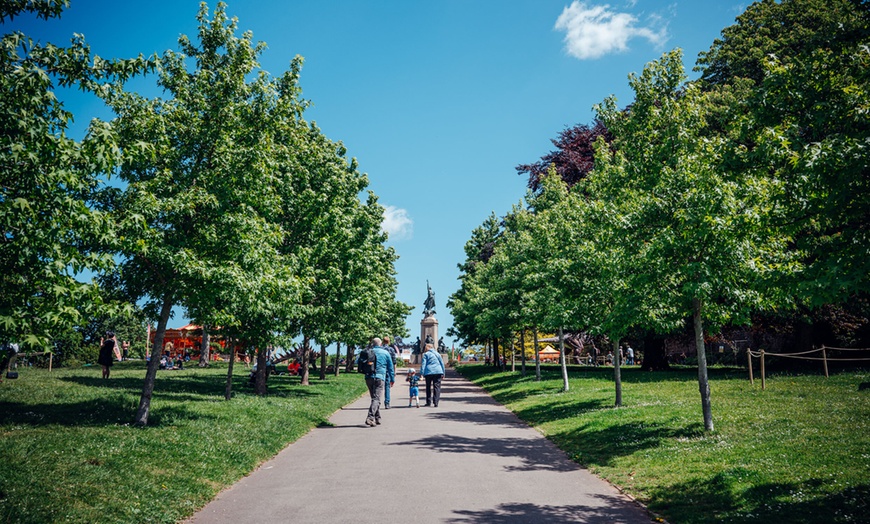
[188,369,653,524]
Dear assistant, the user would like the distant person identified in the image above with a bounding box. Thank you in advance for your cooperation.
[406,368,421,408]
[419,343,445,407]
[122,340,130,361]
[98,331,118,379]
[626,345,635,365]
[382,336,398,409]
[1,342,20,381]
[357,337,394,427]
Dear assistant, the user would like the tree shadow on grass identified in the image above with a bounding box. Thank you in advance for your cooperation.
[458,366,751,389]
[60,374,325,401]
[2,373,324,427]
[390,433,580,472]
[546,420,704,469]
[517,397,610,425]
[646,472,870,524]
[445,497,649,524]
[0,396,218,427]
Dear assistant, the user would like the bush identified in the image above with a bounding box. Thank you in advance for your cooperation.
[129,343,147,359]
[62,344,100,367]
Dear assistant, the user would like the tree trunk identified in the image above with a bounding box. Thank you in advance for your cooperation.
[693,297,714,432]
[558,327,569,392]
[319,343,327,380]
[224,338,236,401]
[255,344,268,395]
[345,343,355,373]
[198,325,210,367]
[520,328,527,377]
[500,339,507,371]
[534,328,541,381]
[612,336,622,407]
[510,334,516,372]
[334,342,341,377]
[300,335,311,385]
[134,294,173,426]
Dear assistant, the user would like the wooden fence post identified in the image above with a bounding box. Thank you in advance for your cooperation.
[747,349,754,385]
[760,349,766,390]
[822,346,829,378]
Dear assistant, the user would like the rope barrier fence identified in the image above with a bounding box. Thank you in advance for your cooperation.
[746,345,870,389]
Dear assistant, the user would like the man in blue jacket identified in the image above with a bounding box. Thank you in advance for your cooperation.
[358,337,395,427]
[382,336,398,409]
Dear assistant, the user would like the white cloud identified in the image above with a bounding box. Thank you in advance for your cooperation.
[381,205,413,241]
[555,1,669,60]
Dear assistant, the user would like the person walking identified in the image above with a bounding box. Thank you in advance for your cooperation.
[98,331,118,379]
[357,337,394,427]
[382,336,398,409]
[406,368,421,408]
[626,345,635,365]
[419,343,445,407]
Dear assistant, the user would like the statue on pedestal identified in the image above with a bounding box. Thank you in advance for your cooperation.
[423,280,436,317]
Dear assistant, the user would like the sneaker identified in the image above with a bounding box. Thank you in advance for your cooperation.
[416,403,420,408]
[384,403,390,409]
[408,403,413,407]
[365,418,376,427]
[375,418,381,425]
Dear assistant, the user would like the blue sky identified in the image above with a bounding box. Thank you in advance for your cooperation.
[9,0,745,346]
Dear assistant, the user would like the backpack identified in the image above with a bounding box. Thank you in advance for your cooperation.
[357,347,376,375]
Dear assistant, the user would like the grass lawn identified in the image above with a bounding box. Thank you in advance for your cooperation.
[456,364,870,524]
[0,361,367,524]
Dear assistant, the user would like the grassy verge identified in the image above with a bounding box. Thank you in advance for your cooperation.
[0,361,367,523]
[456,364,870,524]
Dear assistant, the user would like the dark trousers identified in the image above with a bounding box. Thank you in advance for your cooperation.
[424,374,443,406]
[365,377,384,422]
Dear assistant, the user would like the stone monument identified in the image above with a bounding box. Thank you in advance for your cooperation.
[419,280,438,363]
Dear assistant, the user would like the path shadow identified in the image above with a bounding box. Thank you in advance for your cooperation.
[440,385,482,394]
[428,409,528,428]
[390,433,578,473]
[441,394,501,406]
[446,497,649,523]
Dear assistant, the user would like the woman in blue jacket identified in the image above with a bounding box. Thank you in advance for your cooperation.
[419,343,445,407]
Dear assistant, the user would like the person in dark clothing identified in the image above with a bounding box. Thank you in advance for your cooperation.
[98,331,117,379]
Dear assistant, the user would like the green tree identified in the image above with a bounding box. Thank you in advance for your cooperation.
[102,3,296,422]
[0,0,149,349]
[698,0,870,307]
[591,50,787,431]
[448,213,502,349]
